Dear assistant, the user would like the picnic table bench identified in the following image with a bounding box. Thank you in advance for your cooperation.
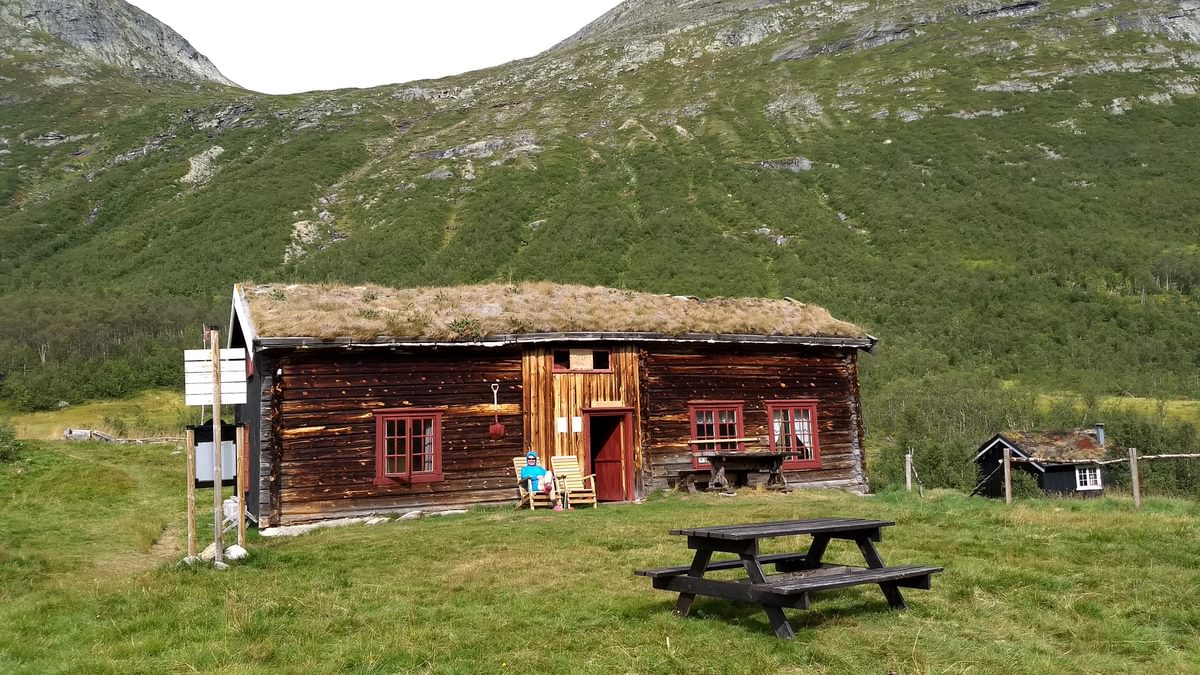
[692,450,791,493]
[634,518,943,638]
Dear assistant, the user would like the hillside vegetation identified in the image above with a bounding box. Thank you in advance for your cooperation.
[1,0,1199,481]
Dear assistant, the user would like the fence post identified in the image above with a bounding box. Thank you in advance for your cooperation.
[905,452,913,493]
[1129,447,1141,509]
[236,424,247,548]
[1003,447,1013,504]
[211,329,224,567]
[185,427,196,558]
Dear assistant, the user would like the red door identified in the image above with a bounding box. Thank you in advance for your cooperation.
[589,415,626,501]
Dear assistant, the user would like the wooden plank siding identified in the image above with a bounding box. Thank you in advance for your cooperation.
[639,345,867,492]
[257,342,868,525]
[268,348,525,524]
[521,345,642,485]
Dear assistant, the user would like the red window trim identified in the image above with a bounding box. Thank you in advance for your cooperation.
[373,408,444,486]
[551,348,614,374]
[688,401,745,470]
[766,400,822,470]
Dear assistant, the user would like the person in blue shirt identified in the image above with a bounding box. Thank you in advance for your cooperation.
[520,451,562,510]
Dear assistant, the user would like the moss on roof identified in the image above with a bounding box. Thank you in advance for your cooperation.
[1000,429,1107,462]
[241,282,868,341]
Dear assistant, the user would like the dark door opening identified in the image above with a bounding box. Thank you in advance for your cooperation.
[588,414,629,502]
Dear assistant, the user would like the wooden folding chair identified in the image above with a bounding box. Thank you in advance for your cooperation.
[550,455,598,509]
[512,456,556,510]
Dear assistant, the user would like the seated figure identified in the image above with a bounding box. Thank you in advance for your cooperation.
[519,451,563,511]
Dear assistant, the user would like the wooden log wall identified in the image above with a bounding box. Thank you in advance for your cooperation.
[522,345,642,484]
[639,345,866,492]
[246,353,273,524]
[269,348,525,525]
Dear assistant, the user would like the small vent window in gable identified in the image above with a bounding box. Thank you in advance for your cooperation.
[552,349,611,372]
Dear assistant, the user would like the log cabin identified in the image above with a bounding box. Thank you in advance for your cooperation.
[227,282,877,526]
[973,425,1108,498]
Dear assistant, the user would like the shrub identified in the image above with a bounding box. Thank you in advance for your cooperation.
[1011,470,1042,499]
[0,419,21,463]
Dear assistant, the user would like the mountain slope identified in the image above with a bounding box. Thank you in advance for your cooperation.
[0,0,234,85]
[0,0,1198,419]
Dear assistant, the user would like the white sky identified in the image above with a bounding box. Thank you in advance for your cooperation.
[127,1,623,95]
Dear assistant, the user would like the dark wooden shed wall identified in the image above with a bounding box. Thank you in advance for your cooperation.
[975,444,1041,499]
[975,443,1104,498]
[267,348,524,525]
[639,345,866,492]
[1041,465,1102,496]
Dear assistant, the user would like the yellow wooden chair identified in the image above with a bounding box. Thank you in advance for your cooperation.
[550,455,598,509]
[512,456,556,510]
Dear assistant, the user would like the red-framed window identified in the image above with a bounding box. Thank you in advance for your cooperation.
[373,409,444,486]
[688,401,744,469]
[767,400,821,470]
[552,349,612,373]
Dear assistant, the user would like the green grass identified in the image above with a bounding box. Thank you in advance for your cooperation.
[1036,393,1200,425]
[2,389,191,440]
[2,441,1199,673]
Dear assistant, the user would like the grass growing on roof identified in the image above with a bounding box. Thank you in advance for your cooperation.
[2,441,1199,672]
[242,281,868,340]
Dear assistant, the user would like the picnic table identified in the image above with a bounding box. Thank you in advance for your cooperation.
[693,450,791,493]
[634,518,943,638]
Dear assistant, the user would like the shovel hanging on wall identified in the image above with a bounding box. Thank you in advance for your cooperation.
[489,382,506,440]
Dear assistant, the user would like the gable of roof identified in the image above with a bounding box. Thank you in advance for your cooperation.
[235,282,874,348]
[973,434,1045,472]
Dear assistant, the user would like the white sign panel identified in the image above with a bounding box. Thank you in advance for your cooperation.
[184,349,247,406]
[196,440,237,482]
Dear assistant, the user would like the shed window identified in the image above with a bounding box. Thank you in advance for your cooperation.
[552,349,611,372]
[689,402,744,468]
[373,409,443,486]
[1075,466,1102,491]
[767,401,822,470]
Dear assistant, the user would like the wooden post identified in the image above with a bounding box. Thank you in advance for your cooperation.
[185,427,196,558]
[1129,447,1141,509]
[236,424,247,548]
[211,329,224,566]
[1003,447,1013,504]
[904,452,913,493]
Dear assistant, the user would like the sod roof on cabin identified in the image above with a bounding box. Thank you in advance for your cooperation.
[999,429,1107,462]
[240,282,869,342]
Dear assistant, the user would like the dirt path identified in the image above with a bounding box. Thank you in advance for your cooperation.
[90,523,182,581]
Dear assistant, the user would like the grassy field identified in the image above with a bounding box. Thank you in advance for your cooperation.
[2,441,1199,673]
[0,390,197,440]
[1035,393,1200,425]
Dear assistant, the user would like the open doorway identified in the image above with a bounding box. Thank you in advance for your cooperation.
[584,409,634,502]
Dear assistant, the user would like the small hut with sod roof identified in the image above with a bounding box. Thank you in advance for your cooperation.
[973,425,1108,498]
[227,282,877,525]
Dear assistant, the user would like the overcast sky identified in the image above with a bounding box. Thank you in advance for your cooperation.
[128,1,623,95]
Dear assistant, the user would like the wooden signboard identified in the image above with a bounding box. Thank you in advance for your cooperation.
[184,348,247,405]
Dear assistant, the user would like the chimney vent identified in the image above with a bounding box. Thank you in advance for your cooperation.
[1094,423,1106,446]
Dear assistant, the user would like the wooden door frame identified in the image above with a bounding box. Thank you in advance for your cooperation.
[582,407,636,502]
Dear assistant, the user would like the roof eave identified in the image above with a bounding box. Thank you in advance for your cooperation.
[229,284,259,348]
[251,331,878,352]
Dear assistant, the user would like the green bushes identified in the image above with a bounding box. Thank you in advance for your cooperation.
[0,419,20,463]
[869,380,1200,496]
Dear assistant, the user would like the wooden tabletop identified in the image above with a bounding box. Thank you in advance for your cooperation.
[670,518,895,540]
[692,450,787,458]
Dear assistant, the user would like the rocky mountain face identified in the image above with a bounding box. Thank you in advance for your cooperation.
[552,0,793,50]
[1,0,1200,410]
[0,0,235,85]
